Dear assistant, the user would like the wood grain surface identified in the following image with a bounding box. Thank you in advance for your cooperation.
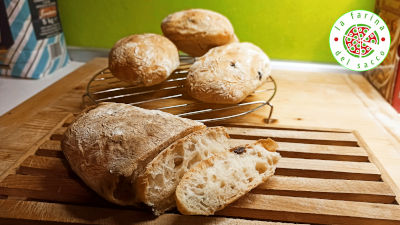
[1,58,400,224]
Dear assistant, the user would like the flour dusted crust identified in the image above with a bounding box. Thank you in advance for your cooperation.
[161,9,237,57]
[186,42,271,104]
[61,102,204,205]
[108,33,180,86]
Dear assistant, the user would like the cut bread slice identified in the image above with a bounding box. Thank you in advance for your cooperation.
[175,138,280,215]
[136,127,230,215]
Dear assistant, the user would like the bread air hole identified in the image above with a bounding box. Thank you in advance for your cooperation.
[188,153,201,167]
[154,174,164,186]
[267,157,273,166]
[255,162,267,174]
[220,181,226,188]
[174,157,183,168]
[196,183,205,189]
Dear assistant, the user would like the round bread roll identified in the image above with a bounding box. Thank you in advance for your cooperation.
[161,9,237,57]
[62,102,204,205]
[108,33,179,86]
[186,42,271,104]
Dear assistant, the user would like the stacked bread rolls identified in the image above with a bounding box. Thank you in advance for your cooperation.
[109,9,271,104]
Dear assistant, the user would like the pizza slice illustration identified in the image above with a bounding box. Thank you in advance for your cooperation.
[343,24,379,58]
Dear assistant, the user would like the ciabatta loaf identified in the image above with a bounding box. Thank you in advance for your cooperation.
[175,139,280,215]
[137,127,230,215]
[62,102,204,206]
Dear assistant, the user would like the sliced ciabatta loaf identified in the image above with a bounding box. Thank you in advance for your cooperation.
[175,139,280,215]
[62,102,204,206]
[137,127,230,215]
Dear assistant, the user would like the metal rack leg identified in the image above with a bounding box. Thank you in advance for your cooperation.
[265,102,274,124]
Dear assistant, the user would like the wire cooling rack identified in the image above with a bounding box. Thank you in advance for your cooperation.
[83,56,276,123]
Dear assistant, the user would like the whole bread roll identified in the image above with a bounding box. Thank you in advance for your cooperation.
[62,102,204,205]
[161,9,237,57]
[108,33,180,86]
[186,42,271,104]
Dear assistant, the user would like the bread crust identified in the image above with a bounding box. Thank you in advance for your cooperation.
[61,102,204,205]
[175,139,280,215]
[109,33,179,86]
[161,9,237,56]
[185,42,271,104]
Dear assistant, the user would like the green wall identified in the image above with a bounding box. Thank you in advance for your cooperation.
[58,0,375,63]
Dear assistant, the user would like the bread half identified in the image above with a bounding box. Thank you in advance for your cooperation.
[137,127,230,215]
[175,139,280,215]
[62,102,204,206]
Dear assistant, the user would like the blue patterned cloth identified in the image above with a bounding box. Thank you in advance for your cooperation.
[0,0,69,79]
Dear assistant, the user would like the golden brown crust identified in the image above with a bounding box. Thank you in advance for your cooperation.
[61,102,204,205]
[161,9,237,56]
[108,33,179,86]
[185,42,271,104]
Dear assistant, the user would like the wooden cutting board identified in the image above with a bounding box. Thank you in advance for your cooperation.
[1,58,400,224]
[0,112,399,224]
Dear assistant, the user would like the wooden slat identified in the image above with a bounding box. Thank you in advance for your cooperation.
[226,127,359,146]
[50,127,68,141]
[0,112,70,179]
[0,112,72,182]
[36,138,372,162]
[18,156,71,178]
[63,116,76,127]
[277,157,381,181]
[38,140,61,151]
[0,199,301,225]
[219,122,356,133]
[229,139,369,162]
[0,174,102,205]
[0,173,394,206]
[17,155,381,182]
[219,194,400,225]
[36,138,370,162]
[36,140,63,158]
[277,141,367,161]
[253,176,395,203]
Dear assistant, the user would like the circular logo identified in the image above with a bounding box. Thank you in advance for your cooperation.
[330,10,390,71]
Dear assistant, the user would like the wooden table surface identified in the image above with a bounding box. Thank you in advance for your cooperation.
[1,57,400,206]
